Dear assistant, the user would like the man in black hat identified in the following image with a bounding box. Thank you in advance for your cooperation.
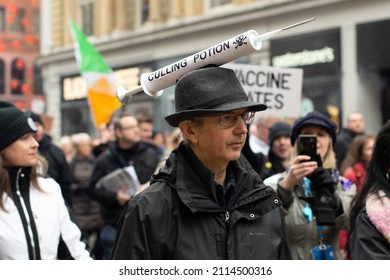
[112,66,291,260]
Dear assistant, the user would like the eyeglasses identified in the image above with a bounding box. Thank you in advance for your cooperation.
[215,111,255,128]
[121,125,138,131]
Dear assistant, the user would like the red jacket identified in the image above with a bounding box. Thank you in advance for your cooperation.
[343,162,367,194]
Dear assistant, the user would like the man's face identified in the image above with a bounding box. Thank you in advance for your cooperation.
[347,113,365,134]
[271,135,291,160]
[254,117,279,144]
[187,108,248,169]
[117,116,141,146]
[138,121,153,142]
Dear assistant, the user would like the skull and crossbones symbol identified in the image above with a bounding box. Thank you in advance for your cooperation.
[233,35,247,49]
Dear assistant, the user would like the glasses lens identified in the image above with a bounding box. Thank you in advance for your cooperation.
[242,111,255,124]
[219,114,237,127]
[218,111,255,127]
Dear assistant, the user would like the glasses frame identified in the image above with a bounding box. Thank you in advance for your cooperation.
[216,111,255,128]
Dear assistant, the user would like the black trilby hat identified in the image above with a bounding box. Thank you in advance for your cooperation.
[165,66,267,127]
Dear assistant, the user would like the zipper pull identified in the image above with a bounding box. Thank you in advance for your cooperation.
[225,211,230,223]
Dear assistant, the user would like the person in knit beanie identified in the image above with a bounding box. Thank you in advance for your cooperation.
[261,121,292,179]
[0,101,37,151]
[264,111,356,260]
[0,101,92,259]
[25,110,73,207]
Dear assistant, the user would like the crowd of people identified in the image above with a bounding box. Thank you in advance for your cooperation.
[1,65,389,260]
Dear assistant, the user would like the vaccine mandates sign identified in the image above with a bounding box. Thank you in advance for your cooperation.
[224,63,303,119]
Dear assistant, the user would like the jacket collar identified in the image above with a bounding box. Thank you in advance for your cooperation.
[153,141,275,213]
[366,190,390,244]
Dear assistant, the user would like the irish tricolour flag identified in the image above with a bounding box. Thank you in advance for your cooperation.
[69,20,121,128]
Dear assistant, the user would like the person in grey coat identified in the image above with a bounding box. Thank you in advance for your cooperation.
[112,66,291,260]
[264,111,356,260]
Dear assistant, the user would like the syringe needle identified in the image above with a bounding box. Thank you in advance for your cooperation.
[254,17,316,43]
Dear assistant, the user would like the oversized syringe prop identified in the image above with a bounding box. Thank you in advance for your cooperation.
[116,17,315,104]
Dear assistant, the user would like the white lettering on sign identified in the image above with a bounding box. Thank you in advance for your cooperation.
[223,63,303,119]
[63,67,145,101]
[272,46,335,68]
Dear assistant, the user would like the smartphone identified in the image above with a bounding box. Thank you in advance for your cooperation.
[297,135,317,161]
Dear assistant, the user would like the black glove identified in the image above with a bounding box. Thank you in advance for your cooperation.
[306,167,336,226]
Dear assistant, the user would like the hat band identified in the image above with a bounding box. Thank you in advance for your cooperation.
[182,94,246,111]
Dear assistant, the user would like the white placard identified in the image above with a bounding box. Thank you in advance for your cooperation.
[224,63,303,119]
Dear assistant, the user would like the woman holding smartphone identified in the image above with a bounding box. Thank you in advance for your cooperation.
[264,111,356,260]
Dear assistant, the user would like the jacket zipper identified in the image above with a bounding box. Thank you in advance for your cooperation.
[15,168,37,260]
[223,211,230,259]
[224,211,230,223]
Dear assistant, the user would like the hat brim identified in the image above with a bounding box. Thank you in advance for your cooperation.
[165,101,267,127]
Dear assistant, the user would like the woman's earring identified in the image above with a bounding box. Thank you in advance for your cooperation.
[386,173,390,181]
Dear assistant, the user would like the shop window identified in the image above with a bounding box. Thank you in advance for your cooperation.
[10,58,26,95]
[142,0,149,24]
[32,9,40,34]
[61,101,96,137]
[9,8,25,33]
[33,63,43,95]
[81,1,94,36]
[0,60,4,94]
[210,0,232,7]
[0,7,5,31]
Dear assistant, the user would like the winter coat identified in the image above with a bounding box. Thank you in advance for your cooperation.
[0,167,92,260]
[343,162,367,194]
[264,170,356,259]
[112,142,291,260]
[334,128,364,169]
[88,141,160,227]
[70,155,102,232]
[261,150,288,180]
[38,134,72,206]
[349,190,390,259]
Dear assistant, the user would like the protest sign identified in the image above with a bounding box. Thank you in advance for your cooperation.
[224,63,303,119]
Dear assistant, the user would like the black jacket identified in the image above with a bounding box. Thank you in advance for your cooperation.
[334,128,364,169]
[112,142,291,260]
[38,134,72,206]
[349,208,390,259]
[261,150,287,180]
[88,141,160,227]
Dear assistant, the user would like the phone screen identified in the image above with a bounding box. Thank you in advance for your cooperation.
[297,135,317,161]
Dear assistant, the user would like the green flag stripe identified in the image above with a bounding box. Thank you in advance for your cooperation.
[69,20,111,74]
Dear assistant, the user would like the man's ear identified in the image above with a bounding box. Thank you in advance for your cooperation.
[114,127,122,140]
[179,121,198,144]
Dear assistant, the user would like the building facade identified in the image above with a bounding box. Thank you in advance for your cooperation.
[0,0,42,110]
[36,0,390,140]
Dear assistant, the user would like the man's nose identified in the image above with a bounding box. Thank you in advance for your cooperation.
[235,116,248,133]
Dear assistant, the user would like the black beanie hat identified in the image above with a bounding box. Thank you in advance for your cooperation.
[25,110,44,127]
[268,121,292,145]
[0,101,38,151]
[291,111,337,146]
